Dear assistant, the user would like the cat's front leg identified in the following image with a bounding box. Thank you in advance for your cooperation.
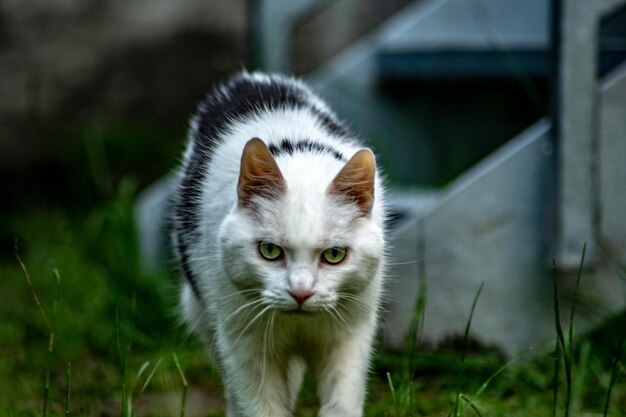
[219,336,292,417]
[315,325,376,417]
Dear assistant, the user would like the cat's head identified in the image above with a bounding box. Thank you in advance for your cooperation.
[218,138,385,313]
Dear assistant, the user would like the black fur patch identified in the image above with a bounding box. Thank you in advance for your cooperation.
[268,138,347,162]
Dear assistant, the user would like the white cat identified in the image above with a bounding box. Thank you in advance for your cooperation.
[172,72,386,417]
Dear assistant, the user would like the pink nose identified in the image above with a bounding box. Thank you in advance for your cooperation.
[289,289,314,305]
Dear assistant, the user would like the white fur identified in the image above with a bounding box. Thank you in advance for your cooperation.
[178,76,386,417]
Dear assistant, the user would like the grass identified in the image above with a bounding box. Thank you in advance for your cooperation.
[4,190,626,417]
[3,191,205,416]
[2,123,625,416]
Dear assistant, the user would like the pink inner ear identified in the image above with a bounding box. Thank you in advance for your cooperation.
[328,148,376,215]
[237,138,285,206]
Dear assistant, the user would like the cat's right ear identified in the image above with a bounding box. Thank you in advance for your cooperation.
[328,148,376,216]
[237,138,286,207]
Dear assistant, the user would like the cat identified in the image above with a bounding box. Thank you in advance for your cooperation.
[172,71,386,417]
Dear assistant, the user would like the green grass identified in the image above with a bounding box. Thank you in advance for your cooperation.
[4,191,625,417]
[2,184,215,416]
[2,123,625,416]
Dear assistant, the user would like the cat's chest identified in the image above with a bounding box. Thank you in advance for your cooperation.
[274,314,337,353]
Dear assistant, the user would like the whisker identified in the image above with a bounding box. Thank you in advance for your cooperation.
[386,259,423,266]
[219,288,262,301]
[185,255,215,263]
[337,292,366,304]
[338,295,369,316]
[261,308,272,386]
[181,304,213,343]
[326,305,350,334]
[269,311,284,368]
[222,298,266,326]
[232,304,274,346]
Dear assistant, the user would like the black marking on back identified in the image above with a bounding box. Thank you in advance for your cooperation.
[309,107,350,137]
[268,139,347,162]
[173,73,351,299]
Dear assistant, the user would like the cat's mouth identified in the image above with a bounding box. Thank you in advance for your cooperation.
[279,304,321,315]
[283,309,314,316]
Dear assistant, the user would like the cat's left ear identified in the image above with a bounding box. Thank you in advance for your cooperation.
[328,148,376,216]
[238,137,286,207]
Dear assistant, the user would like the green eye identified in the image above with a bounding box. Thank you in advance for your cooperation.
[258,241,284,261]
[321,247,348,265]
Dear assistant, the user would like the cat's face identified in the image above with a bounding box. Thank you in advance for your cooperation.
[217,138,383,313]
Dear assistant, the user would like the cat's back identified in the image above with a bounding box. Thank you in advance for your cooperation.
[190,72,350,153]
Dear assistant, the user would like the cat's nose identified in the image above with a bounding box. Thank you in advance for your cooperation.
[289,289,314,305]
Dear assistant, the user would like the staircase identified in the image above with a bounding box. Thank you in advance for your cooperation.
[306,0,626,356]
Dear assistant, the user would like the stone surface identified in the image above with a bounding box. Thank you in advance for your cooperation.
[599,61,626,263]
[556,0,600,269]
[384,120,557,356]
[556,0,626,269]
[384,114,626,356]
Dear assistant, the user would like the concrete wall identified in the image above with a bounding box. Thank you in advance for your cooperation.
[599,61,626,263]
[384,120,557,357]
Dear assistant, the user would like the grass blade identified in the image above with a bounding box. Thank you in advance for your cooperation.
[386,372,402,417]
[15,242,54,337]
[460,348,531,415]
[551,243,586,417]
[572,341,591,413]
[135,361,151,384]
[115,309,128,417]
[408,380,414,417]
[173,353,189,417]
[454,282,484,417]
[568,243,586,348]
[565,243,586,415]
[16,242,55,417]
[460,393,483,417]
[552,336,561,417]
[552,259,566,361]
[552,259,571,417]
[65,362,71,416]
[139,359,162,396]
[126,360,151,417]
[53,269,62,326]
[603,335,625,417]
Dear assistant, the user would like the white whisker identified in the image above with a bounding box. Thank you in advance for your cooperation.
[269,311,284,368]
[219,288,262,301]
[337,292,366,304]
[182,304,213,342]
[386,259,423,266]
[232,304,274,346]
[222,298,266,326]
[185,255,215,263]
[261,314,268,384]
[326,305,350,334]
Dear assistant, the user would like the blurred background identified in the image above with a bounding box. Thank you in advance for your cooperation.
[0,0,562,202]
[0,0,420,204]
[1,0,626,415]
